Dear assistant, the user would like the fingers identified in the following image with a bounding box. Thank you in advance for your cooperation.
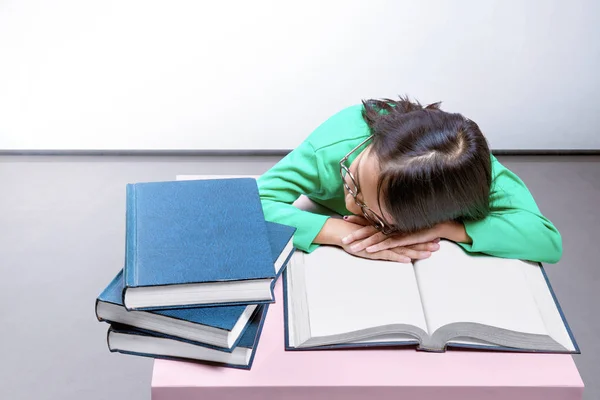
[377,250,413,263]
[355,247,430,263]
[340,225,443,263]
[347,231,388,252]
[341,225,379,245]
[361,249,412,263]
[365,239,440,255]
[343,215,370,226]
[363,236,401,253]
[365,230,438,253]
[342,242,411,263]
[342,245,431,264]
[391,246,432,261]
[407,242,440,252]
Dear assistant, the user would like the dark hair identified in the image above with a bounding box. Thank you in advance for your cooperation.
[362,95,492,233]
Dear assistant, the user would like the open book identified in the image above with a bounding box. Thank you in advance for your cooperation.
[284,241,578,353]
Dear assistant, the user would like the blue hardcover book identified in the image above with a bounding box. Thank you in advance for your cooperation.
[107,305,269,370]
[123,178,275,310]
[283,242,579,354]
[96,220,295,350]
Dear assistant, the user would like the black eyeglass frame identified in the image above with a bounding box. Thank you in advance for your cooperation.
[339,135,396,235]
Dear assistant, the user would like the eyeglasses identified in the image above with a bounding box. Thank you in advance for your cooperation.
[339,136,396,235]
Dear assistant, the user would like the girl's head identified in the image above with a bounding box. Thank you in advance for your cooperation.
[344,96,492,234]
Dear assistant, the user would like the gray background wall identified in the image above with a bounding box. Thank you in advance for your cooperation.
[1,0,599,151]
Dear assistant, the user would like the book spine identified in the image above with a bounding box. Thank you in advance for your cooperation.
[124,184,137,290]
[94,298,102,322]
[414,333,443,352]
[415,344,446,353]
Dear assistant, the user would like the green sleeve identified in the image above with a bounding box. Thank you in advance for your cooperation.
[257,140,329,253]
[459,156,563,263]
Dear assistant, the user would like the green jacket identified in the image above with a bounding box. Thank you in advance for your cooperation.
[257,105,562,263]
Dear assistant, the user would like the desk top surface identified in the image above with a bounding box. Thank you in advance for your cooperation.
[152,279,583,389]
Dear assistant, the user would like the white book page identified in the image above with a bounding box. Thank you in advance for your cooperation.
[286,265,299,348]
[350,333,421,344]
[521,265,576,351]
[414,241,548,336]
[302,246,428,338]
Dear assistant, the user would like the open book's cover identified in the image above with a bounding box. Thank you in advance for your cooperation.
[282,261,579,354]
[123,178,275,310]
[107,305,269,370]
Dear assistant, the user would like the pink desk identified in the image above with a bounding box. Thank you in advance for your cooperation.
[151,279,584,400]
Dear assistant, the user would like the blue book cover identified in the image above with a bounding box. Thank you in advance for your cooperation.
[123,178,276,310]
[265,221,296,282]
[107,305,269,370]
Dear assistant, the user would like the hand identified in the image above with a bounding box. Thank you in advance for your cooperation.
[339,216,436,263]
[314,217,432,263]
[342,239,438,263]
[342,220,470,254]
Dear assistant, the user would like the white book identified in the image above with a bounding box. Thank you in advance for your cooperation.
[284,241,578,353]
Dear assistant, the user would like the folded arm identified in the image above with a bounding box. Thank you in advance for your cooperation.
[459,156,563,263]
[257,141,330,253]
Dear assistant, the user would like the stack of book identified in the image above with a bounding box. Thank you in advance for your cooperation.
[95,178,296,369]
